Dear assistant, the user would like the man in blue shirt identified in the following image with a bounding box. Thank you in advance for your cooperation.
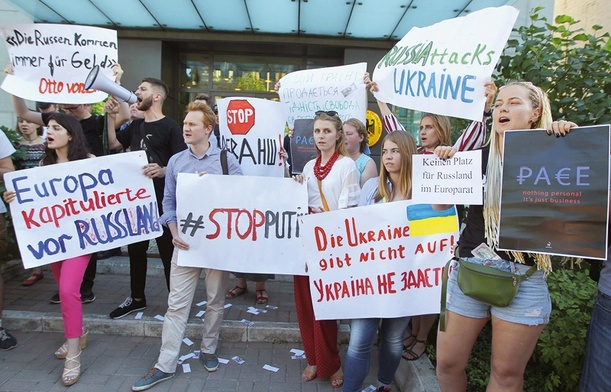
[132,101,242,391]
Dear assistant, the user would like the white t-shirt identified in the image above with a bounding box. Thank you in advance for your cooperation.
[302,155,360,211]
[0,132,16,214]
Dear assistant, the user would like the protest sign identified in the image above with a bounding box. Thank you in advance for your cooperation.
[300,201,458,320]
[217,97,288,177]
[1,23,117,103]
[372,6,518,122]
[278,63,367,128]
[290,118,317,174]
[176,174,308,275]
[412,150,482,204]
[499,125,610,259]
[4,152,161,268]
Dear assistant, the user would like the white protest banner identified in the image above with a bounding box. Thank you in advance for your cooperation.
[278,62,367,128]
[4,152,161,268]
[1,24,117,103]
[300,201,458,320]
[217,97,287,177]
[372,6,518,122]
[412,150,482,205]
[176,174,308,275]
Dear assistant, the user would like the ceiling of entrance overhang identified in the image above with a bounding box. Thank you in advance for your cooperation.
[6,0,512,40]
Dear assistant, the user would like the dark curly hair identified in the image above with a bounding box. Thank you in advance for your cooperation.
[41,113,91,166]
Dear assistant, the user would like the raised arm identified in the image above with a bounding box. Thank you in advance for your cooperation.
[103,97,125,151]
[364,72,406,133]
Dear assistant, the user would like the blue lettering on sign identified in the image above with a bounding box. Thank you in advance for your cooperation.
[392,69,476,103]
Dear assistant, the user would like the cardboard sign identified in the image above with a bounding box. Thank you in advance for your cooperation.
[300,201,458,320]
[278,62,367,128]
[372,6,518,122]
[175,174,308,275]
[499,125,610,259]
[217,97,288,177]
[1,23,118,103]
[4,152,161,268]
[412,150,483,204]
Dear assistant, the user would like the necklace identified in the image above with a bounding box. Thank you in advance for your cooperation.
[313,151,339,181]
[21,136,41,145]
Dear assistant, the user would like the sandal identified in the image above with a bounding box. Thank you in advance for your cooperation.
[22,273,43,287]
[302,365,317,382]
[256,290,269,304]
[225,285,247,299]
[330,368,344,388]
[62,351,82,386]
[402,339,426,361]
[402,333,416,348]
[55,329,88,359]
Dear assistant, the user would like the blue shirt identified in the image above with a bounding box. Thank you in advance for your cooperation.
[159,143,242,226]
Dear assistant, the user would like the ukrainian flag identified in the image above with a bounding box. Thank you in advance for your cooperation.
[407,204,458,236]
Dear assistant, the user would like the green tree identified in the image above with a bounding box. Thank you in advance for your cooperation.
[496,7,611,125]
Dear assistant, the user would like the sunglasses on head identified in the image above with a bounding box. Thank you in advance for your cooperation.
[315,110,338,117]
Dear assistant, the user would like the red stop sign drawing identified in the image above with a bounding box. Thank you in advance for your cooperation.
[226,100,255,135]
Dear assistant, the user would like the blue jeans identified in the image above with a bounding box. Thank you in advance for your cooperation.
[343,316,410,392]
[580,291,611,392]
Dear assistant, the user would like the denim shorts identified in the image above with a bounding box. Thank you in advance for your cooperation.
[446,257,551,326]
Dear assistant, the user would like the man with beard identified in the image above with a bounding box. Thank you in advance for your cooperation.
[106,77,186,319]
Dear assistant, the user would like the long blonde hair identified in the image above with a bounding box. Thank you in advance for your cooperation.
[375,131,418,202]
[484,81,553,271]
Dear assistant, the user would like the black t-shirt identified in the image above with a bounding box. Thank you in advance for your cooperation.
[458,146,534,264]
[42,113,105,156]
[116,117,186,201]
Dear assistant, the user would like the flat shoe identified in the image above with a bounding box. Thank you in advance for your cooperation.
[225,285,246,299]
[22,273,43,286]
[402,339,426,361]
[330,369,344,388]
[402,333,416,348]
[302,367,316,382]
[256,290,268,304]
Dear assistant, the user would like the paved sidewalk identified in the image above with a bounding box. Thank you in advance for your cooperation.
[0,255,439,391]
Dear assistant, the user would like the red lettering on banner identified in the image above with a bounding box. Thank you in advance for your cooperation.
[319,252,352,271]
[400,267,443,290]
[414,235,456,254]
[377,272,396,294]
[312,277,374,302]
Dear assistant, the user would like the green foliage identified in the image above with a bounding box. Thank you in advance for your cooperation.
[496,9,611,125]
[236,73,266,92]
[90,101,106,116]
[525,264,597,392]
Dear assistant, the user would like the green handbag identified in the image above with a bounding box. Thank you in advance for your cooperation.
[439,258,538,331]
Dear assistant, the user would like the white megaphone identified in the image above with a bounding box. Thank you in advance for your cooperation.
[85,65,137,104]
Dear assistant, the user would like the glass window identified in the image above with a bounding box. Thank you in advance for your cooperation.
[179,53,211,91]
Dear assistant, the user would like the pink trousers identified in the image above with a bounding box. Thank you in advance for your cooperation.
[50,254,91,339]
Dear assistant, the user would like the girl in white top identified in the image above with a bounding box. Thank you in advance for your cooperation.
[293,110,360,388]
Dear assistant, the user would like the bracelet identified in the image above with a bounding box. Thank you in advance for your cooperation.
[483,109,492,117]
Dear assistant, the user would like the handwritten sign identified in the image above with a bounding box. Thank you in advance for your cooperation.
[372,6,518,122]
[499,126,610,259]
[1,23,117,103]
[175,174,308,275]
[412,150,482,204]
[4,152,161,268]
[278,63,367,128]
[217,97,287,177]
[300,201,458,320]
